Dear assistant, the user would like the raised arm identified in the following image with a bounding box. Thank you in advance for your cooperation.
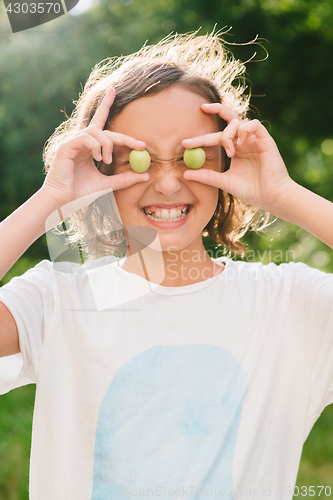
[182,103,333,249]
[0,189,59,282]
[267,180,333,249]
[0,88,150,357]
[0,183,64,358]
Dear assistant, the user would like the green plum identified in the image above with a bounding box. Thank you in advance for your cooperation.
[183,148,206,169]
[129,149,151,173]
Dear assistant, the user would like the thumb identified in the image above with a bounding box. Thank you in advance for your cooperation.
[183,168,231,192]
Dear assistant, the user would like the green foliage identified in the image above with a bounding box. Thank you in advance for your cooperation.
[1,0,333,496]
[296,404,333,495]
[0,386,35,500]
[1,0,333,268]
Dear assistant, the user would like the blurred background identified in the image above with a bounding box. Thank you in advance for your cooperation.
[0,0,333,498]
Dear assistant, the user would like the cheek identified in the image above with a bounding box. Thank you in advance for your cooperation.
[113,190,131,222]
[210,191,219,216]
[201,185,219,221]
[113,185,144,220]
[200,184,219,206]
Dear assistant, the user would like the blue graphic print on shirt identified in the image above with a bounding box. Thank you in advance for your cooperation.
[92,344,248,499]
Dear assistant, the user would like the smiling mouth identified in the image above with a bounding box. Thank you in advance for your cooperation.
[142,204,192,222]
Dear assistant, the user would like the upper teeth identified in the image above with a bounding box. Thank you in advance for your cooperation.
[159,209,178,219]
[144,206,189,221]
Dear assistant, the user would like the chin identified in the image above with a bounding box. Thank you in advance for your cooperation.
[158,237,194,254]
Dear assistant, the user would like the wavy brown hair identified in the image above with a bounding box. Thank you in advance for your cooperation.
[43,30,271,261]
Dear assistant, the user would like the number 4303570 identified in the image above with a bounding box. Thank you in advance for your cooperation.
[5,3,61,14]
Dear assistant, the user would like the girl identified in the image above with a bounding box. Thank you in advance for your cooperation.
[0,31,333,500]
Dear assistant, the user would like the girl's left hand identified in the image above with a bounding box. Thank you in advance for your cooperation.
[182,103,293,212]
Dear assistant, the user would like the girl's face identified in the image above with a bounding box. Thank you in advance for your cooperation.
[111,85,222,253]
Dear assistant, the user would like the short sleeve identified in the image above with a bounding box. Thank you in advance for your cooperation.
[0,260,55,394]
[287,262,333,420]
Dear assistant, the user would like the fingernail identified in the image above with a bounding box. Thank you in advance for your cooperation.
[108,154,112,163]
[226,149,231,157]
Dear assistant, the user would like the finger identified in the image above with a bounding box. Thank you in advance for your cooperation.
[220,119,242,157]
[237,119,268,146]
[77,127,146,165]
[201,103,240,123]
[182,118,241,157]
[77,124,114,164]
[182,167,231,192]
[182,132,224,149]
[62,133,104,162]
[64,171,150,210]
[105,170,150,192]
[89,87,116,129]
[104,130,146,151]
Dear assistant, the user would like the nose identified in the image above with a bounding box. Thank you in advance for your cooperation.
[151,162,183,197]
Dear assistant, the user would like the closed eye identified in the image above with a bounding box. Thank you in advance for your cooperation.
[202,150,216,160]
[114,158,130,166]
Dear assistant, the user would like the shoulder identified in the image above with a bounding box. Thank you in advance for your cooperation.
[1,256,115,293]
[213,257,333,322]
[215,256,333,288]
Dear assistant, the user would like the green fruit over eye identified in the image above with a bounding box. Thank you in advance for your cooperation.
[129,149,151,173]
[183,148,206,169]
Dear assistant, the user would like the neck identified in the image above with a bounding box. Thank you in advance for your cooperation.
[119,235,225,287]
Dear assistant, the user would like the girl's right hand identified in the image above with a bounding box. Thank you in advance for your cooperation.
[41,88,149,215]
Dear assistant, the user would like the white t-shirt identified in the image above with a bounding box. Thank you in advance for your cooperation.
[0,256,333,500]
